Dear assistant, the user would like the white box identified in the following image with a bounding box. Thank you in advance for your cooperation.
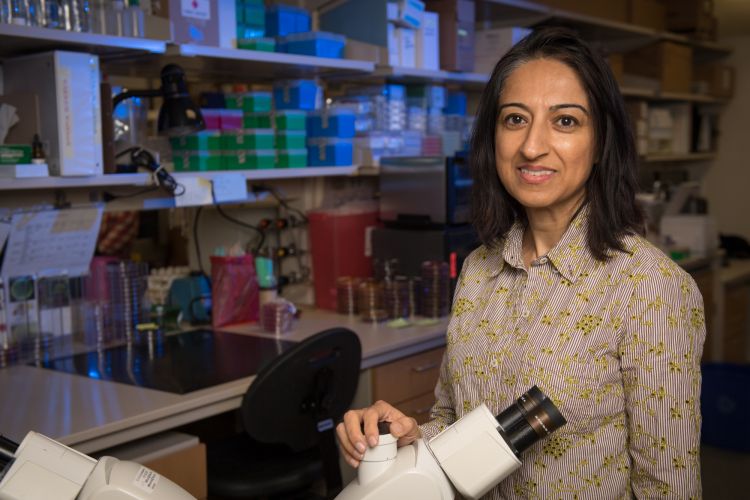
[660,215,718,258]
[398,0,424,28]
[474,27,531,74]
[399,27,416,68]
[387,23,400,66]
[3,51,103,177]
[218,0,236,48]
[416,11,439,70]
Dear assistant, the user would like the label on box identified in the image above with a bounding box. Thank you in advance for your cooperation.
[181,0,210,20]
[176,177,214,207]
[213,174,248,203]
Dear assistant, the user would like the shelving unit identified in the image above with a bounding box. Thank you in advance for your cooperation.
[0,166,368,192]
[0,23,166,58]
[0,3,734,198]
[104,44,376,81]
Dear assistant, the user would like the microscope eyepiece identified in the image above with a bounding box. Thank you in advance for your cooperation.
[494,385,566,455]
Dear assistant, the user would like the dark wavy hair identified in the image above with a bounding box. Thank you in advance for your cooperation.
[469,26,644,261]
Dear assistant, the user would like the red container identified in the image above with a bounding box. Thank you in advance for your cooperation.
[308,207,379,310]
[210,255,259,328]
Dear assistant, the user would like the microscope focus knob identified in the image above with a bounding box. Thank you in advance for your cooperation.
[358,423,398,486]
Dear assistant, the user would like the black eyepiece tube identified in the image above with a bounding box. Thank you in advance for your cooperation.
[495,386,567,455]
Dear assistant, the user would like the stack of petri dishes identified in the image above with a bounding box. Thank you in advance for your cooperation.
[420,260,450,318]
[336,276,361,315]
[358,279,388,323]
[384,276,410,320]
[261,298,296,335]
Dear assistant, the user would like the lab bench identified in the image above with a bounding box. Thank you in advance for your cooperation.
[0,309,448,455]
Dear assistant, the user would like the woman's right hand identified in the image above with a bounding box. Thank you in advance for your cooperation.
[336,400,421,468]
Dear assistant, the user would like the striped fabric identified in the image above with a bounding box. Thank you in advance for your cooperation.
[419,207,705,499]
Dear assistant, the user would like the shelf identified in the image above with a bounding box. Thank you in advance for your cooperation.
[0,166,367,191]
[656,92,727,104]
[643,152,716,163]
[620,86,657,99]
[0,23,166,59]
[476,0,732,60]
[372,65,489,86]
[104,44,376,81]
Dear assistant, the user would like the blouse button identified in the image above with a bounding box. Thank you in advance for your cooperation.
[521,310,530,319]
[538,256,549,264]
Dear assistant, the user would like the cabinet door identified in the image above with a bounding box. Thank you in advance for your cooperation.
[371,347,445,406]
[724,283,749,363]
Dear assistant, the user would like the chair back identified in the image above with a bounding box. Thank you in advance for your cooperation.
[240,327,362,452]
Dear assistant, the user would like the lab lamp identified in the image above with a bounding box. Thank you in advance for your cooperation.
[112,63,204,137]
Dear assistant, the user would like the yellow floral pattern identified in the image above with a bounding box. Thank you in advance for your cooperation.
[420,208,705,499]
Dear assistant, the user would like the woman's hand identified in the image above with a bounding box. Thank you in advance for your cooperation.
[336,400,421,468]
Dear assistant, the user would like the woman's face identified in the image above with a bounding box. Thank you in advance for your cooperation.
[494,58,595,218]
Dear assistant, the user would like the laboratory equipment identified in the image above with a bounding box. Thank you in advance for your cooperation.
[336,386,566,500]
[0,431,194,499]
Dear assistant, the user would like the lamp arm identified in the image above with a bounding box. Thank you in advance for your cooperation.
[112,88,163,109]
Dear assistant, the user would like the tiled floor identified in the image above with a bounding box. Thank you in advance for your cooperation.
[701,445,750,499]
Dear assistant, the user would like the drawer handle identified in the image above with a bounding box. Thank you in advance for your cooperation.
[412,362,439,373]
[414,406,433,415]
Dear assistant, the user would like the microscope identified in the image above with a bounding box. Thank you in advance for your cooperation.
[336,386,566,500]
[0,432,195,499]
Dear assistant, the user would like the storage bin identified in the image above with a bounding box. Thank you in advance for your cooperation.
[222,129,275,150]
[243,3,265,27]
[224,150,276,170]
[275,130,307,149]
[238,91,272,113]
[273,80,320,110]
[265,4,311,37]
[219,109,243,130]
[307,108,356,138]
[307,138,353,166]
[276,148,308,168]
[238,37,276,52]
[243,112,272,129]
[170,131,222,151]
[274,110,307,130]
[281,31,346,59]
[201,109,222,130]
[701,363,750,452]
[172,152,224,172]
[444,92,467,115]
[237,24,265,40]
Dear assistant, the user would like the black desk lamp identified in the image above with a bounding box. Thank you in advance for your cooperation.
[112,64,205,137]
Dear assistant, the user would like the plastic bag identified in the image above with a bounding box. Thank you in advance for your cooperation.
[210,255,259,328]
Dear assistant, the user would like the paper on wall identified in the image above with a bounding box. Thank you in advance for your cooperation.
[0,207,103,278]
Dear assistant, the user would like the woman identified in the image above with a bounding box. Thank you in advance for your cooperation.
[337,27,705,499]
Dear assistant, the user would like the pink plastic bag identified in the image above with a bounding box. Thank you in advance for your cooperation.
[210,255,259,328]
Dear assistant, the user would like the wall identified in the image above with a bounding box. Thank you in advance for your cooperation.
[702,35,750,239]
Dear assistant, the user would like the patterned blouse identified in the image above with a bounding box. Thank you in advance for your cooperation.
[419,208,705,499]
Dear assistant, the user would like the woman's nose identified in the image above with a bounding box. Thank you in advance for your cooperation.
[520,121,549,160]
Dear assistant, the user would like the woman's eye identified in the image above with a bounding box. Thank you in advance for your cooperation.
[556,115,579,128]
[504,114,526,127]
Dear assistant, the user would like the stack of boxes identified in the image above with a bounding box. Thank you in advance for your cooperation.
[265,4,346,59]
[236,0,270,50]
[306,108,356,167]
[386,0,439,71]
[274,79,318,168]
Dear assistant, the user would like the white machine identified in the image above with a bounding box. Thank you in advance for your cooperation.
[0,432,195,500]
[336,386,566,500]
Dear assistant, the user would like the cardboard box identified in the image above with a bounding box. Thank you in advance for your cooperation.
[694,63,735,99]
[165,0,219,46]
[624,41,692,93]
[663,0,713,32]
[3,51,103,176]
[416,11,440,70]
[534,0,628,23]
[474,27,531,74]
[437,19,474,72]
[628,0,666,30]
[607,53,625,84]
[425,0,475,22]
